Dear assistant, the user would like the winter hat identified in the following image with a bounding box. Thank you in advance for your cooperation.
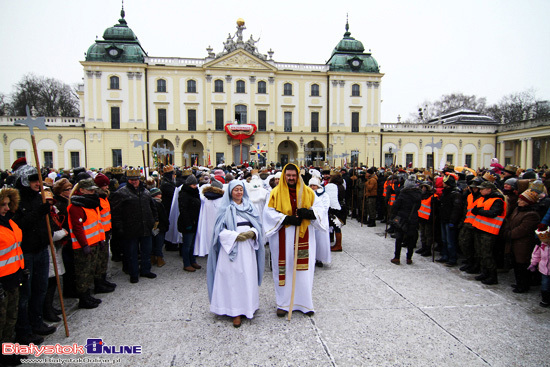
[149,187,161,197]
[94,173,110,188]
[186,174,198,185]
[528,179,547,194]
[308,177,321,187]
[211,178,223,190]
[522,171,537,180]
[53,178,72,196]
[403,175,417,189]
[478,181,497,190]
[503,178,518,190]
[16,165,39,187]
[214,175,225,184]
[43,177,54,187]
[366,168,375,175]
[225,173,234,183]
[535,224,550,243]
[443,174,456,187]
[274,172,282,179]
[75,171,92,183]
[77,178,98,191]
[518,189,539,205]
[11,157,27,171]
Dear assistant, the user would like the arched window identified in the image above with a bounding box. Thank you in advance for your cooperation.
[187,80,197,93]
[109,76,119,90]
[235,105,247,123]
[157,79,166,92]
[311,84,319,96]
[352,84,360,97]
[214,79,224,93]
[236,80,246,93]
[283,83,292,96]
[257,81,267,94]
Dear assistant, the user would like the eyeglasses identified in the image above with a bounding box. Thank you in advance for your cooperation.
[63,188,72,191]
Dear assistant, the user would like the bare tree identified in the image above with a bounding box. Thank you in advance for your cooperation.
[410,93,488,122]
[486,89,548,123]
[10,73,79,117]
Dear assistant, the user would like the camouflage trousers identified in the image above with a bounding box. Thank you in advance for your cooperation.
[458,223,476,261]
[0,288,19,343]
[366,197,377,221]
[474,229,497,273]
[74,245,101,294]
[418,219,433,248]
[97,232,111,275]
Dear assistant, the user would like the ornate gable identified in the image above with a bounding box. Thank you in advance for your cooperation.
[205,50,276,71]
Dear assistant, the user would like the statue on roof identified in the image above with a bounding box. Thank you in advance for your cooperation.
[214,18,267,60]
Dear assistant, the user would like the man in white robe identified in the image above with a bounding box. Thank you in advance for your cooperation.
[263,164,327,317]
[193,179,225,256]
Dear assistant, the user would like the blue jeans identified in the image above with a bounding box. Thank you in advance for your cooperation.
[123,236,153,278]
[152,232,165,258]
[440,222,457,263]
[16,247,49,336]
[180,232,196,267]
[542,274,549,292]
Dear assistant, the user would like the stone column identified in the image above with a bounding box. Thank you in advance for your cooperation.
[520,138,527,168]
[499,140,506,164]
[526,137,533,169]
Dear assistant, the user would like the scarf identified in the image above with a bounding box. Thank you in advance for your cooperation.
[268,164,315,286]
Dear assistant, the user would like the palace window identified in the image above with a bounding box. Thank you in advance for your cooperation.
[351,112,359,132]
[187,80,197,93]
[235,105,247,123]
[258,110,266,131]
[112,149,122,167]
[311,112,319,133]
[236,80,246,93]
[311,84,320,97]
[70,152,80,168]
[446,154,454,165]
[214,79,224,93]
[158,109,167,131]
[109,76,119,90]
[465,154,472,168]
[43,152,53,168]
[188,109,196,131]
[157,79,166,93]
[284,112,292,132]
[215,109,224,131]
[257,81,267,94]
[406,154,413,167]
[283,83,292,96]
[352,84,360,97]
[111,107,120,129]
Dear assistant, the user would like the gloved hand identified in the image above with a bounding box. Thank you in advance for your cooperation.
[527,264,537,272]
[153,221,159,230]
[21,268,30,282]
[470,207,480,215]
[98,240,106,250]
[236,231,256,241]
[37,202,51,216]
[297,208,316,220]
[282,215,302,226]
[82,245,92,255]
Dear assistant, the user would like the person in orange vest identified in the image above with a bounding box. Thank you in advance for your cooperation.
[68,178,105,309]
[0,188,28,365]
[458,177,482,274]
[93,173,116,293]
[471,181,506,285]
[415,181,436,257]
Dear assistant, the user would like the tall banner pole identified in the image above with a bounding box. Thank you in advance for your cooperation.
[19,106,70,337]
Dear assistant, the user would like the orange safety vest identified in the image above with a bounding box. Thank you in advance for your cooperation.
[472,197,507,235]
[383,181,389,197]
[99,197,112,232]
[418,196,432,220]
[0,220,25,277]
[68,204,106,249]
[463,194,480,224]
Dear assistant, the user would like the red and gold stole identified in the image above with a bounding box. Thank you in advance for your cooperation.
[278,187,309,286]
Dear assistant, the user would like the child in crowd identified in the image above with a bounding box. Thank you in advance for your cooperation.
[529,224,550,307]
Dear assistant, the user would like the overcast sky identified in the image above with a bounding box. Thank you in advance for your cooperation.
[1,0,548,122]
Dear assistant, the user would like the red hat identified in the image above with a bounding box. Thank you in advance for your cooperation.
[11,157,27,170]
[94,173,110,188]
[214,175,225,184]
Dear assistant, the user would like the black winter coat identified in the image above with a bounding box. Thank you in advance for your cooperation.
[177,184,201,234]
[153,198,170,233]
[439,187,463,225]
[160,177,177,215]
[12,185,50,254]
[391,187,422,233]
[110,183,158,239]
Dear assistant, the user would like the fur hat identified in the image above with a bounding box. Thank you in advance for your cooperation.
[403,175,417,189]
[0,188,20,213]
[77,178,98,191]
[535,223,550,243]
[518,189,539,205]
[16,165,39,187]
[53,178,73,196]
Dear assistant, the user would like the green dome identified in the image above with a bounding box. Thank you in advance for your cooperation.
[85,7,147,63]
[327,22,379,73]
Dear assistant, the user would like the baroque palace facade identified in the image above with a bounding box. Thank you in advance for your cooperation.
[1,8,549,171]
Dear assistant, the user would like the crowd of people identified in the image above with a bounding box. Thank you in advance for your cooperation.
[0,156,549,364]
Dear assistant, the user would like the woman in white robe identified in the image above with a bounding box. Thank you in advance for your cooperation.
[308,177,331,265]
[207,180,265,328]
[193,180,225,256]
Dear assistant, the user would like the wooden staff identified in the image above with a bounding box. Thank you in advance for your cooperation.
[288,172,304,321]
[20,107,69,336]
[361,182,366,227]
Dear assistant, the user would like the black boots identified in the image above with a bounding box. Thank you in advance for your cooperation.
[540,291,550,308]
[78,290,101,309]
[94,275,116,294]
[43,278,61,322]
[481,271,498,285]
